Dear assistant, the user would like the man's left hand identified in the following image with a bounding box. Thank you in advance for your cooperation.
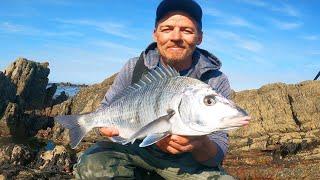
[156,135,205,154]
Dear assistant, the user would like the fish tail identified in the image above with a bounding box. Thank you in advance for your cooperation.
[54,114,91,149]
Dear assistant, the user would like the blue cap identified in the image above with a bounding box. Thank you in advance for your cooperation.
[155,0,203,30]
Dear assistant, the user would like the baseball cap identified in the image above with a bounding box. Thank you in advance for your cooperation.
[155,0,203,30]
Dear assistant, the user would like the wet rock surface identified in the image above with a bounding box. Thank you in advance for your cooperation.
[0,58,319,179]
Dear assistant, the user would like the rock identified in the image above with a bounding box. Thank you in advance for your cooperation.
[228,80,320,152]
[4,58,50,110]
[34,145,76,173]
[44,83,57,107]
[224,80,320,179]
[0,143,73,179]
[0,71,16,118]
[1,102,54,139]
[0,144,34,166]
[0,103,26,138]
[52,91,68,105]
[1,58,54,139]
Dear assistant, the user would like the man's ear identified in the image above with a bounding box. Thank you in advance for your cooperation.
[196,31,203,45]
[152,28,157,42]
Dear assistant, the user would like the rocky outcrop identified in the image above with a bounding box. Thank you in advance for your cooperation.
[4,58,50,110]
[228,80,320,152]
[223,80,320,179]
[1,58,54,139]
[0,58,75,179]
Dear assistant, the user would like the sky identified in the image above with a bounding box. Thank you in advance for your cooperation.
[0,0,319,91]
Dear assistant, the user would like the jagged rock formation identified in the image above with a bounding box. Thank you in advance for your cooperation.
[0,58,319,179]
[0,58,71,179]
[4,58,50,110]
[0,58,53,139]
[224,80,320,179]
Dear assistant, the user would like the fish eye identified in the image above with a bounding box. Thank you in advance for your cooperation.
[203,95,216,106]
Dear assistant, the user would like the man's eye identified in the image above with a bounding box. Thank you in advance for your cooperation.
[203,95,216,106]
[183,30,192,34]
[161,28,171,33]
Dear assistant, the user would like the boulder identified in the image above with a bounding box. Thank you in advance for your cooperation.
[4,58,50,110]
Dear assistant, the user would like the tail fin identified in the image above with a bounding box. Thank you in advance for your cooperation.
[54,114,91,149]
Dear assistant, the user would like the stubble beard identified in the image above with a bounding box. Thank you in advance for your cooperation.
[159,46,196,67]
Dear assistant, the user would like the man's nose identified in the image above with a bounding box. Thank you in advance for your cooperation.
[170,29,182,41]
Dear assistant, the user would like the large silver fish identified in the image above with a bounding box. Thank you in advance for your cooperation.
[55,65,250,149]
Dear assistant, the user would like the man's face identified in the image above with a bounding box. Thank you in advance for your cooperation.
[153,12,202,63]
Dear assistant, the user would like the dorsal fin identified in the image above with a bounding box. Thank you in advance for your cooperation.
[112,65,179,102]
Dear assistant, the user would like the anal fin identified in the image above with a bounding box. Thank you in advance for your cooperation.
[109,136,127,144]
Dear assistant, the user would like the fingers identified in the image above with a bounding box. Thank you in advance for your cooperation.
[166,145,181,154]
[168,140,194,153]
[156,135,181,154]
[156,140,181,154]
[155,135,203,154]
[99,127,119,137]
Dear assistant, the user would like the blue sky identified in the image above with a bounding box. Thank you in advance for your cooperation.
[0,0,319,91]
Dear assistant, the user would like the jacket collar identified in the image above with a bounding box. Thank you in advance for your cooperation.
[142,42,222,78]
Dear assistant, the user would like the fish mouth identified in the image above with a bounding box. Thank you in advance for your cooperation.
[222,115,251,128]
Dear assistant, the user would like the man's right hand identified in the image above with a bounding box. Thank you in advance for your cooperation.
[99,127,119,137]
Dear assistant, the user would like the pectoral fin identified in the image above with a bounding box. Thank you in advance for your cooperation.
[126,109,175,145]
[139,133,170,147]
[109,136,127,144]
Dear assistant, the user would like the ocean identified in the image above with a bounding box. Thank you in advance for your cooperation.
[47,83,84,98]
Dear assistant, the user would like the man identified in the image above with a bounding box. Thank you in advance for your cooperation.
[74,0,238,179]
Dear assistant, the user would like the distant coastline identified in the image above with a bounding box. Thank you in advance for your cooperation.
[48,82,88,88]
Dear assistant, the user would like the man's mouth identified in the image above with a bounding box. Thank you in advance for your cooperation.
[167,46,184,51]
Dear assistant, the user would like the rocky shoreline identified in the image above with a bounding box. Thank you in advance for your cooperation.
[0,57,319,179]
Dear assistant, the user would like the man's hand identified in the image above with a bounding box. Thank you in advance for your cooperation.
[155,135,205,154]
[156,135,219,163]
[99,127,119,137]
